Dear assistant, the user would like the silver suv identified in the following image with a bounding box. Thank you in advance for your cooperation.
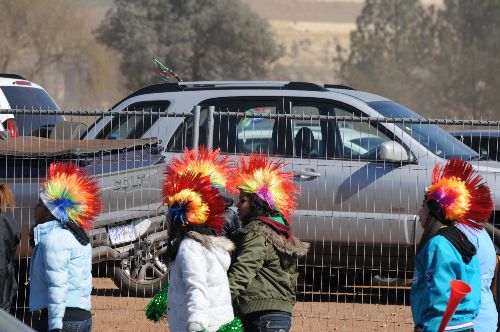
[84,81,500,284]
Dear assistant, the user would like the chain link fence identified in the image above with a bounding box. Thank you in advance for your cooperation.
[2,107,499,331]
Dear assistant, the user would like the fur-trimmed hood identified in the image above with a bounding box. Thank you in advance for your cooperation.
[186,231,235,252]
[186,231,235,271]
[240,220,309,257]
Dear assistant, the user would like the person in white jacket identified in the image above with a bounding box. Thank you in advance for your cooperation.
[161,148,241,332]
[167,229,235,331]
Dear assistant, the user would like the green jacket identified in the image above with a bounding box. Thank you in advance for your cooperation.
[228,218,309,316]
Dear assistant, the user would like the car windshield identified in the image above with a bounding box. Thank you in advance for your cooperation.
[368,101,479,160]
[0,86,63,135]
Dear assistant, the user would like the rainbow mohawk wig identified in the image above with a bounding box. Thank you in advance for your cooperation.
[40,162,102,230]
[166,147,236,192]
[235,154,298,219]
[426,158,493,228]
[162,171,226,233]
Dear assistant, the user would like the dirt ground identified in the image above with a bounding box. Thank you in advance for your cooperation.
[91,278,414,332]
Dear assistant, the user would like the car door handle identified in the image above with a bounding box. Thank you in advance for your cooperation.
[294,168,321,180]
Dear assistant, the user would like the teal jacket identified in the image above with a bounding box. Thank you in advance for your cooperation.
[411,234,481,331]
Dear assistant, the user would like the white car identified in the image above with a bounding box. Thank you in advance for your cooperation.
[0,73,64,138]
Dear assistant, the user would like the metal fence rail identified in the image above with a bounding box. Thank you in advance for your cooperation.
[1,108,499,331]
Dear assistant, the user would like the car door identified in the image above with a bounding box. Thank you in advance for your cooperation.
[284,98,417,271]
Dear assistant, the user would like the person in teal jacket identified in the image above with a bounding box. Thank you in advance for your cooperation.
[29,162,102,332]
[411,159,493,332]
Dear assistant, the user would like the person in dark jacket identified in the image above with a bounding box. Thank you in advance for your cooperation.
[220,196,240,239]
[228,154,309,332]
[0,183,20,313]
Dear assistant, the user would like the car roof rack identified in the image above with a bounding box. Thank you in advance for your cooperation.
[324,84,355,90]
[179,81,287,87]
[128,83,183,97]
[178,81,328,92]
[128,81,331,96]
[115,80,331,108]
[178,81,288,90]
[283,82,327,91]
[119,82,284,105]
[0,73,28,80]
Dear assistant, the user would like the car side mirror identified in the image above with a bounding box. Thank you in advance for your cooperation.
[379,141,409,162]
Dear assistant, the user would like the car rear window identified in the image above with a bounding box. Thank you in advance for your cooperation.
[0,86,63,135]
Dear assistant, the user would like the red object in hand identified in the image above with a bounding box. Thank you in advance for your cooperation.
[438,280,472,332]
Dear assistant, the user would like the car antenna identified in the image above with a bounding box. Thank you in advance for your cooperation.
[153,58,183,82]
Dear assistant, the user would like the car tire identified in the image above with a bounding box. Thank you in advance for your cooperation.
[109,246,169,297]
[301,266,342,291]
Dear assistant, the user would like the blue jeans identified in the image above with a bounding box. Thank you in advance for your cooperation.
[242,311,292,332]
[61,318,92,332]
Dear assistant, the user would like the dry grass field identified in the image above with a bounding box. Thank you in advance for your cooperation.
[90,277,414,332]
[245,0,439,83]
[267,20,355,83]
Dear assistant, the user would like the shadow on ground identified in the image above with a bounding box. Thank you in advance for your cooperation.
[297,278,411,306]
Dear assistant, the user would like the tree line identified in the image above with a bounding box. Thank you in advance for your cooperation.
[335,0,500,118]
[1,0,499,118]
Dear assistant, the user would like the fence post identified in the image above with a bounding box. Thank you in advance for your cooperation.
[206,106,214,149]
[192,105,200,149]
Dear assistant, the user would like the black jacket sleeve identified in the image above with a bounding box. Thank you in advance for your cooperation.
[0,213,20,311]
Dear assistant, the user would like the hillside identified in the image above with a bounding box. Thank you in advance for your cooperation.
[239,0,363,82]
[67,1,445,106]
[241,0,363,22]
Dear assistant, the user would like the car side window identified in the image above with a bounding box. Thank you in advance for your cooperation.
[168,99,286,155]
[487,137,499,161]
[215,100,288,154]
[96,101,169,140]
[289,100,341,159]
[334,107,392,160]
[233,106,279,154]
[167,108,209,151]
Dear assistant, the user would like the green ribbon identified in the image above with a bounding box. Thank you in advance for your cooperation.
[216,317,244,332]
[145,285,168,322]
[146,285,243,332]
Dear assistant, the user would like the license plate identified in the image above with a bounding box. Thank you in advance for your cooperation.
[108,223,137,245]
[133,218,151,238]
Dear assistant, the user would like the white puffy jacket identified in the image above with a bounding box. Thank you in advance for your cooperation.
[167,232,235,332]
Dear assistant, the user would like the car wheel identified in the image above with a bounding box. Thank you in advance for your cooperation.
[109,242,169,297]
